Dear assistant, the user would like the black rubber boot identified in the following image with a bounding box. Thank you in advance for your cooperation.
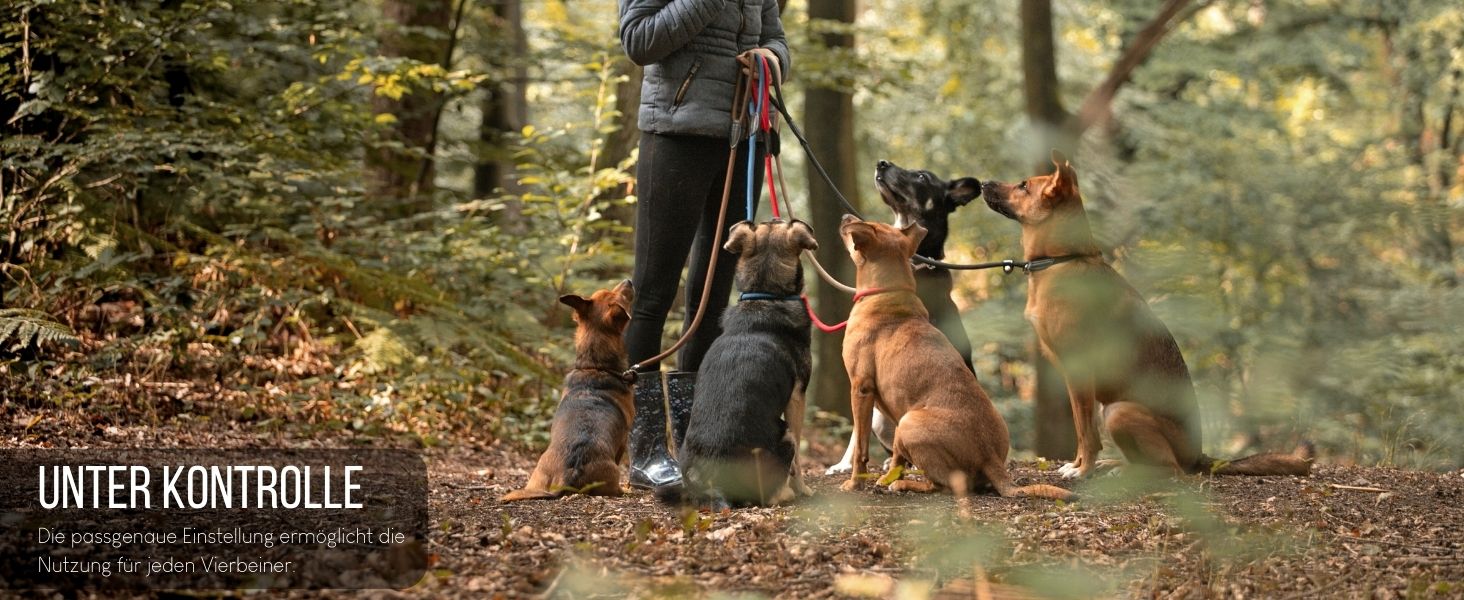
[628,371,695,489]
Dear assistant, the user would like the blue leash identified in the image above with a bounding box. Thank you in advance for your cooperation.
[744,55,766,222]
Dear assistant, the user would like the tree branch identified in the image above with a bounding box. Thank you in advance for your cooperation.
[1072,0,1201,135]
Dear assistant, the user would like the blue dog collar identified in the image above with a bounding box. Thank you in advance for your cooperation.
[738,292,801,302]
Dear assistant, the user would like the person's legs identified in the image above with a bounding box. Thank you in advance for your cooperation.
[624,132,730,489]
[677,140,764,371]
[624,133,728,371]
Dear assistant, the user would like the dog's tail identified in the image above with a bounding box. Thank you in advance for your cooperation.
[1201,441,1314,476]
[985,465,1077,502]
[499,487,561,503]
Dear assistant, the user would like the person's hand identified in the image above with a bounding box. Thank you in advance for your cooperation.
[737,48,781,84]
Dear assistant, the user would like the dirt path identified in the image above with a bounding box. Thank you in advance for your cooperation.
[426,444,1464,599]
[5,414,1462,598]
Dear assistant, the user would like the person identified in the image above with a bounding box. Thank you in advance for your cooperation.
[617,0,791,488]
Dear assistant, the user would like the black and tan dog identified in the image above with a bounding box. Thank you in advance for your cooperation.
[827,160,983,475]
[838,215,1073,500]
[983,151,1312,478]
[661,219,818,509]
[501,280,636,502]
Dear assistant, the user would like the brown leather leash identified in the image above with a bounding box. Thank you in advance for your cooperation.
[622,67,756,381]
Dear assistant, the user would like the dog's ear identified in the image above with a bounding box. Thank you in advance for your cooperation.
[558,294,591,314]
[1049,150,1077,197]
[611,279,635,306]
[841,222,877,252]
[723,221,756,254]
[900,222,928,255]
[788,220,819,251]
[946,177,981,207]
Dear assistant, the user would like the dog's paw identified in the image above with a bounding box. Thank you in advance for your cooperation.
[1057,462,1090,479]
[825,461,854,475]
[794,478,815,497]
[888,479,935,493]
[839,478,864,493]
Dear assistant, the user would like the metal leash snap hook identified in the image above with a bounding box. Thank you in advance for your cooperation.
[1002,260,1015,274]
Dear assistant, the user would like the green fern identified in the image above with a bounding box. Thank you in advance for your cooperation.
[0,309,80,352]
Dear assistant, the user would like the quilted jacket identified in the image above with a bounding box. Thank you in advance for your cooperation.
[619,0,791,138]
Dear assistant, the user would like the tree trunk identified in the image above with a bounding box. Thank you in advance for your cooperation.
[367,0,452,211]
[1021,0,1077,459]
[476,0,527,203]
[1021,0,1068,139]
[599,58,643,230]
[805,0,858,418]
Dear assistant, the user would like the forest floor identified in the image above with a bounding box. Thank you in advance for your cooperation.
[5,405,1463,599]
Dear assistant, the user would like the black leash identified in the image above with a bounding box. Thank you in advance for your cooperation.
[768,80,1090,274]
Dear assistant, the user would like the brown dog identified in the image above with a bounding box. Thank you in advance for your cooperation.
[982,152,1312,478]
[837,215,1073,500]
[501,280,636,501]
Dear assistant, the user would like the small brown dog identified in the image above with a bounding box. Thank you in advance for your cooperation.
[837,215,1073,500]
[982,152,1312,478]
[501,280,636,502]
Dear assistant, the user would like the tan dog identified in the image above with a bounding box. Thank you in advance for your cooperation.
[982,152,1312,478]
[501,280,636,501]
[837,215,1073,500]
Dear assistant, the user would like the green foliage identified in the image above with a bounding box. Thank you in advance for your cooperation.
[0,309,78,353]
[0,0,632,442]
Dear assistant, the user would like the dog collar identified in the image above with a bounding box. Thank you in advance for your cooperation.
[1022,254,1096,274]
[571,367,637,384]
[739,291,802,302]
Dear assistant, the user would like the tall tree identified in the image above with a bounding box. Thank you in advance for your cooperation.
[805,0,859,417]
[367,0,453,209]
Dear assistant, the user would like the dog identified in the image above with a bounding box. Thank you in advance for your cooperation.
[659,219,818,510]
[501,280,636,502]
[826,160,983,475]
[837,215,1073,500]
[982,151,1312,478]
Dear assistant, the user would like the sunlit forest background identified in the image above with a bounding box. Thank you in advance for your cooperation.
[2,0,1460,469]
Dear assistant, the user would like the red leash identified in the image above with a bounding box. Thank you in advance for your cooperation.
[756,58,781,219]
[801,288,896,333]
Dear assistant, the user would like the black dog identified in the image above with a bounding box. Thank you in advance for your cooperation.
[827,160,982,475]
[659,219,817,510]
[875,159,982,368]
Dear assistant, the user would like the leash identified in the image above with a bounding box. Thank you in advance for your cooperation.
[799,287,903,333]
[739,55,855,294]
[624,68,761,381]
[765,77,1087,274]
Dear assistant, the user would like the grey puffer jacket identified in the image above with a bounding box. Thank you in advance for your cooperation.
[619,0,791,139]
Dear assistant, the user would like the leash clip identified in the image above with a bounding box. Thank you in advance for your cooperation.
[1002,260,1016,274]
[1024,258,1055,273]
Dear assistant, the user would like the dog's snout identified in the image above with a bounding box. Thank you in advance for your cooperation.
[877,159,890,170]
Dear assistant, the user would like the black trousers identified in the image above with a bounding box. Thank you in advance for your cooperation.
[626,131,764,373]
